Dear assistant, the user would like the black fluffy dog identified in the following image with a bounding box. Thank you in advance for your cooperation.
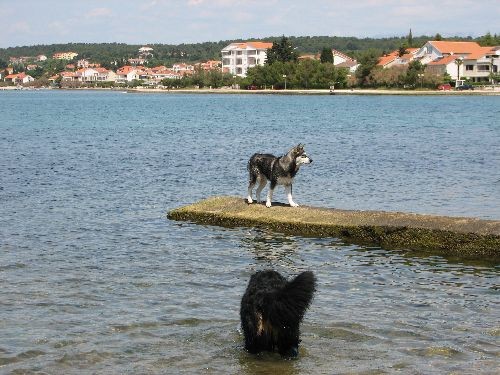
[240,270,316,357]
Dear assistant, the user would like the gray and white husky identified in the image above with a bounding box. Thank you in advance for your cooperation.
[247,144,312,208]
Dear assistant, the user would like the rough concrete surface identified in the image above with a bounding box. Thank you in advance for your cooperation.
[168,196,500,259]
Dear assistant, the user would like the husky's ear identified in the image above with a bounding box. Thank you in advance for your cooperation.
[295,143,305,153]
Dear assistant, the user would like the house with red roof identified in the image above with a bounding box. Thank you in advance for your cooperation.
[331,49,359,73]
[76,68,100,82]
[172,63,195,74]
[143,68,181,85]
[377,48,419,69]
[461,46,500,83]
[415,41,483,64]
[4,72,34,85]
[221,41,273,77]
[60,71,78,82]
[95,67,116,82]
[53,52,78,60]
[116,65,142,83]
[425,55,462,79]
[415,41,499,81]
[197,60,221,71]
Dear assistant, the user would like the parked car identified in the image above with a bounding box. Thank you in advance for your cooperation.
[437,83,452,91]
[246,85,258,90]
[456,84,474,90]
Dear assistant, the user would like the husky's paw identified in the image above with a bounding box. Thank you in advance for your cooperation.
[247,197,253,204]
[289,202,299,207]
[265,201,272,208]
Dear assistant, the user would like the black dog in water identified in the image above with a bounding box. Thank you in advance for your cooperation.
[240,270,316,357]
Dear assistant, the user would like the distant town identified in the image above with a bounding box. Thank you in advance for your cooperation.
[1,35,499,91]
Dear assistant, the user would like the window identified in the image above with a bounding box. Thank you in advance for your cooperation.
[466,65,474,71]
[477,65,490,72]
[236,59,242,65]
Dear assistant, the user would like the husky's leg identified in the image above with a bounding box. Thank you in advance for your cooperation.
[266,181,276,208]
[255,178,267,203]
[247,172,257,204]
[286,184,298,207]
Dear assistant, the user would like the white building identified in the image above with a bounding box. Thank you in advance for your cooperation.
[172,63,194,74]
[221,41,273,77]
[462,47,500,83]
[139,46,153,57]
[416,41,499,81]
[331,48,359,73]
[331,49,353,65]
[4,72,34,84]
[76,68,99,82]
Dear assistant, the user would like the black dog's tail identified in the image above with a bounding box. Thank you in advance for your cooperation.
[266,271,316,326]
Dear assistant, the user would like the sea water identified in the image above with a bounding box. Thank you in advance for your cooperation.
[0,90,499,373]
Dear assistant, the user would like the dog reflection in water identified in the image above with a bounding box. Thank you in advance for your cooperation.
[240,270,316,358]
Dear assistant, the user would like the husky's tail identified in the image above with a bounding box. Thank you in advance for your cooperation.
[266,271,316,326]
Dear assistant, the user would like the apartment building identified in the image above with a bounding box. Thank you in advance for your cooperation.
[221,41,273,77]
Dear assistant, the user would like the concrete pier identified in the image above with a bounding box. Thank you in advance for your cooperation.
[167,196,500,259]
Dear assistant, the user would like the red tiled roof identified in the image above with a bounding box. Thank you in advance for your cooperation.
[377,48,418,66]
[246,41,273,49]
[227,41,273,50]
[332,48,356,62]
[464,46,496,60]
[427,55,459,66]
[429,41,482,54]
[378,51,399,66]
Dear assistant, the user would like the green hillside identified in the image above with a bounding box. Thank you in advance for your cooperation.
[1,34,497,66]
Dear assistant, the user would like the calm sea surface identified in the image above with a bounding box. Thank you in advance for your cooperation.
[0,90,499,374]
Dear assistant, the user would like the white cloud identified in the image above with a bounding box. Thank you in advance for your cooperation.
[9,21,31,34]
[86,7,112,18]
[48,21,70,36]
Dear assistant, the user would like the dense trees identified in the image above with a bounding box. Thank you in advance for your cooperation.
[265,36,298,64]
[477,32,500,47]
[239,37,348,89]
[320,48,334,63]
[2,33,497,66]
[161,68,233,89]
[242,59,348,89]
[367,61,443,89]
[355,49,380,86]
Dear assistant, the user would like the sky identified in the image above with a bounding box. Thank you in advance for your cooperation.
[0,0,499,48]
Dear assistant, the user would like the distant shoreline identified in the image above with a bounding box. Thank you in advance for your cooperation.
[128,87,500,96]
[2,86,499,95]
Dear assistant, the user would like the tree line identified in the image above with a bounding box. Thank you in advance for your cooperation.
[2,32,498,67]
